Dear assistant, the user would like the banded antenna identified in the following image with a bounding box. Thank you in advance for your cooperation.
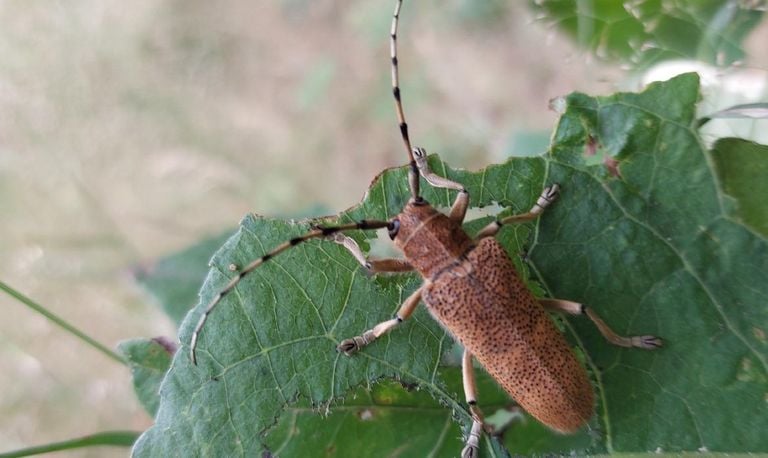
[189,219,391,364]
[391,0,421,201]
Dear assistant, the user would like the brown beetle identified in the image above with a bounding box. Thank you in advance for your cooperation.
[190,1,663,455]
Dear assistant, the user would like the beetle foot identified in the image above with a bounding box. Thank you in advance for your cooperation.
[633,335,663,349]
[461,419,483,458]
[336,331,374,355]
[336,338,362,355]
[461,444,479,458]
[541,183,560,204]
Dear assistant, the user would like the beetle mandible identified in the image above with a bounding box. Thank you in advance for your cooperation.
[190,1,663,455]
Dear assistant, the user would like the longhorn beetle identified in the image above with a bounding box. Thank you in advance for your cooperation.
[190,1,663,455]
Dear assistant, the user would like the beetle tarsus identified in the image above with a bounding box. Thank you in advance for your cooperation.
[337,338,362,355]
[544,183,560,200]
[461,444,479,458]
[635,335,663,349]
[535,183,560,210]
[337,331,374,355]
[461,419,483,458]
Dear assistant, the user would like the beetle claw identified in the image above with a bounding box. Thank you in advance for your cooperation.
[461,418,483,457]
[543,183,560,202]
[635,335,663,349]
[461,445,479,458]
[337,339,360,355]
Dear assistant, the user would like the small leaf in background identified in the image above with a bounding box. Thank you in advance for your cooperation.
[134,232,232,325]
[133,74,767,456]
[118,338,176,417]
[710,137,768,237]
[530,0,765,68]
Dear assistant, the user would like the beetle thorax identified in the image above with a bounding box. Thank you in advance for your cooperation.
[393,200,474,279]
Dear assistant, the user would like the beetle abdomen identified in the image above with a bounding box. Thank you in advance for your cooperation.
[422,237,594,432]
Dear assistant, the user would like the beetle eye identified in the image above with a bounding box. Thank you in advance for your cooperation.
[387,220,400,240]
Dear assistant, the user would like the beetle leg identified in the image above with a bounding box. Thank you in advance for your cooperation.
[327,233,413,273]
[449,189,470,223]
[475,184,560,239]
[337,286,422,355]
[461,350,485,458]
[538,298,663,350]
[412,147,464,191]
[412,147,470,223]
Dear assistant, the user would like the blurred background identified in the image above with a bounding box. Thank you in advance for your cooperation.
[1,0,766,456]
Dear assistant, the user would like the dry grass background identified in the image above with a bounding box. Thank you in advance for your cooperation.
[1,1,765,456]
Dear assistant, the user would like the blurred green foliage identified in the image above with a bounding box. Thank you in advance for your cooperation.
[531,0,765,67]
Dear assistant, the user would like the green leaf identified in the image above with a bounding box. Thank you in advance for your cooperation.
[118,338,176,417]
[134,74,767,456]
[540,73,767,452]
[530,0,765,68]
[263,371,512,457]
[710,137,768,237]
[263,366,595,457]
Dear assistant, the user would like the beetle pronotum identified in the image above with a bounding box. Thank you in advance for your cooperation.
[190,1,663,455]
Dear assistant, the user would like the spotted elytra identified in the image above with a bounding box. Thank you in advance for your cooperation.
[189,1,663,455]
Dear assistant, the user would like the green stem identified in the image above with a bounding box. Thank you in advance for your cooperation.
[0,280,126,365]
[0,431,140,457]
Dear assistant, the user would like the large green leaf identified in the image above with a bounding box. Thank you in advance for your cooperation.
[530,0,764,68]
[133,74,767,456]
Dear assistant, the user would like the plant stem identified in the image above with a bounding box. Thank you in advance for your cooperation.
[0,430,140,457]
[0,280,126,365]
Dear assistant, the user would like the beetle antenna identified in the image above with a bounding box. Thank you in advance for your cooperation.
[391,0,421,201]
[190,219,392,365]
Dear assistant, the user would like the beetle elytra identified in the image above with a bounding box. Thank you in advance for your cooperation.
[190,1,663,455]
